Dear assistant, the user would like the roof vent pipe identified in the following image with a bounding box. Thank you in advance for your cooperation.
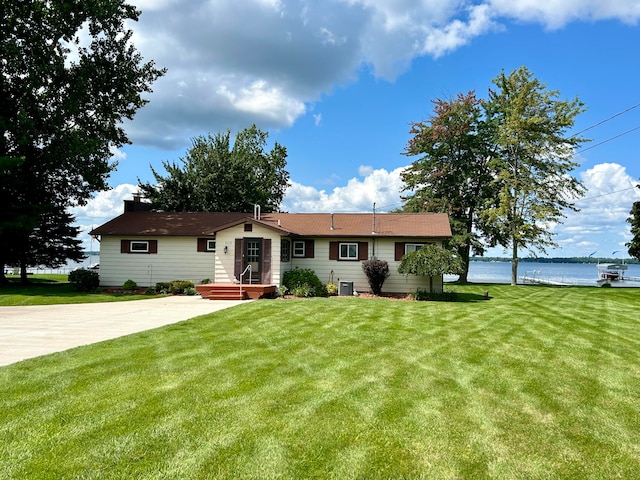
[254,204,261,220]
[330,213,334,230]
[372,202,376,234]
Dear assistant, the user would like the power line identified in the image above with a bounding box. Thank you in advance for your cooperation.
[572,186,639,204]
[573,102,640,136]
[577,125,640,154]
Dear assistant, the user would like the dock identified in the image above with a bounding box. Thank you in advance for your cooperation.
[521,270,570,286]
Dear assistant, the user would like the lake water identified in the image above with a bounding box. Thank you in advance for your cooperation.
[17,257,640,288]
[445,261,640,287]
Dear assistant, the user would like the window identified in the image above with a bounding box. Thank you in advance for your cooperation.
[121,239,157,254]
[339,242,358,260]
[330,241,367,261]
[281,239,291,262]
[244,224,253,232]
[197,237,216,252]
[405,243,425,254]
[293,240,305,257]
[130,241,149,253]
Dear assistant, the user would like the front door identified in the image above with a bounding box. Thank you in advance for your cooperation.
[243,238,261,283]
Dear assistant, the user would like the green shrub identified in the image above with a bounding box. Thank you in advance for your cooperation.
[291,284,312,297]
[199,278,211,285]
[184,287,198,296]
[282,268,327,297]
[325,282,338,296]
[122,279,137,292]
[144,286,156,295]
[68,269,99,292]
[362,259,390,296]
[155,282,171,294]
[170,280,195,294]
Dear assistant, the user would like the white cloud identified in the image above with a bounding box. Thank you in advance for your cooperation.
[488,0,640,29]
[541,163,640,256]
[282,166,405,212]
[70,184,140,250]
[422,4,498,58]
[124,0,640,149]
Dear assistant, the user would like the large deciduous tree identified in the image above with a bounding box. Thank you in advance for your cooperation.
[1,0,165,283]
[401,92,497,283]
[626,197,640,260]
[139,126,290,213]
[482,67,586,285]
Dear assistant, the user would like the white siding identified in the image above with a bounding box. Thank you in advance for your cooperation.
[98,236,217,287]
[281,237,444,294]
[98,232,445,293]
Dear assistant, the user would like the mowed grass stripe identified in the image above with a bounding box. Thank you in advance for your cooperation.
[1,285,639,479]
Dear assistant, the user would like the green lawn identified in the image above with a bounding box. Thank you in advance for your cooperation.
[0,274,155,305]
[1,285,639,479]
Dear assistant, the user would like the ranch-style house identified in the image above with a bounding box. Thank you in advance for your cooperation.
[90,197,452,298]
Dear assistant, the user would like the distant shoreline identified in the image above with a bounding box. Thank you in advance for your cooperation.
[471,257,639,265]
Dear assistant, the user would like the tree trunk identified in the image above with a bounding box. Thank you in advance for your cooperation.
[19,251,30,285]
[458,242,470,284]
[0,251,7,284]
[511,243,518,286]
[429,275,433,293]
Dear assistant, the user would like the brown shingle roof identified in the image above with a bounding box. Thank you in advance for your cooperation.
[91,212,451,238]
[258,213,451,238]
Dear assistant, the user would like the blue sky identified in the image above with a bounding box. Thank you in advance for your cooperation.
[74,0,640,258]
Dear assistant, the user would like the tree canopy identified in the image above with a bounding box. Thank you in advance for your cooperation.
[401,67,587,286]
[626,197,640,260]
[138,126,290,213]
[1,0,165,283]
[401,91,497,283]
[482,67,586,285]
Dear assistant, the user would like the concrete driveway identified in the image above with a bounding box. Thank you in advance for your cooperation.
[0,296,246,366]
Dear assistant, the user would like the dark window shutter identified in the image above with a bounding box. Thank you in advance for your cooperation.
[358,242,368,261]
[149,240,158,254]
[197,238,207,252]
[234,238,243,280]
[395,242,405,261]
[121,240,130,253]
[329,242,339,260]
[261,239,272,284]
[305,240,315,258]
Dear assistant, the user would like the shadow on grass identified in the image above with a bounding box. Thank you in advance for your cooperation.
[0,281,77,297]
[453,292,492,303]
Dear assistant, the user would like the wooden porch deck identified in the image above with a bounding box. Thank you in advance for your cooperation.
[196,283,277,301]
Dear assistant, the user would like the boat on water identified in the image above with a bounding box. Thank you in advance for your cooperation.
[596,263,628,285]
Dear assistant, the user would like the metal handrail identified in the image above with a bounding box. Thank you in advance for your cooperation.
[239,264,252,298]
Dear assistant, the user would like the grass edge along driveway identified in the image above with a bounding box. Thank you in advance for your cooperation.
[1,284,639,479]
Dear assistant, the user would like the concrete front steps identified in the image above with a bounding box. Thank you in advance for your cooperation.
[196,283,277,301]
